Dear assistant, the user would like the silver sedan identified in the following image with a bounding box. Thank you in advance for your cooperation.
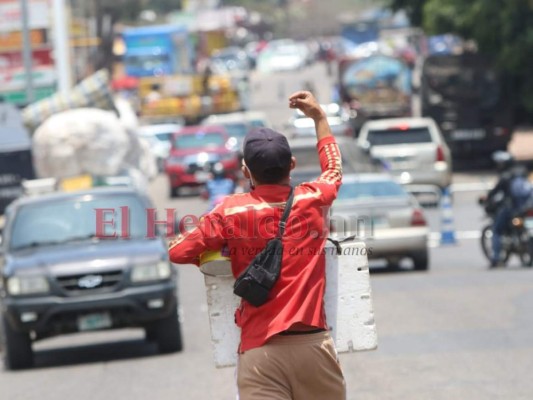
[330,173,430,270]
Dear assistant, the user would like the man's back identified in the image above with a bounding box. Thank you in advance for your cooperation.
[213,178,335,350]
[171,134,341,351]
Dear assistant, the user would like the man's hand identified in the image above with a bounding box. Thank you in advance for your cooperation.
[289,90,332,141]
[289,91,326,121]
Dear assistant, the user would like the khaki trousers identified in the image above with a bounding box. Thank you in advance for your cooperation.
[237,331,346,400]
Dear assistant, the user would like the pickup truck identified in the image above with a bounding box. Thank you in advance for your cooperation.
[0,186,182,369]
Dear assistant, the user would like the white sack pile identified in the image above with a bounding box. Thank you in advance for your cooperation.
[32,107,156,185]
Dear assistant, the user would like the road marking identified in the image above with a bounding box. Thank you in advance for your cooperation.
[429,230,481,247]
[450,182,495,193]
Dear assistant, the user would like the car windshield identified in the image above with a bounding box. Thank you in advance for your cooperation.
[291,146,320,168]
[249,119,266,128]
[290,141,378,174]
[367,127,432,145]
[9,193,149,250]
[424,62,500,105]
[175,132,225,149]
[155,133,173,142]
[125,54,170,70]
[337,180,407,201]
[223,123,248,138]
[276,45,300,56]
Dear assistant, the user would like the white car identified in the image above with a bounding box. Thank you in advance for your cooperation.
[357,117,453,194]
[201,112,270,152]
[288,103,353,138]
[138,123,183,171]
[257,40,308,73]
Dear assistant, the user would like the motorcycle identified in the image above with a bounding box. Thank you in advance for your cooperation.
[479,194,533,267]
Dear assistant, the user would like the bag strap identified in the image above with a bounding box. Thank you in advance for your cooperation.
[327,235,357,255]
[277,187,294,238]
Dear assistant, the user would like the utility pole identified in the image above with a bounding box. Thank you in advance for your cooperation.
[52,0,72,95]
[20,0,34,103]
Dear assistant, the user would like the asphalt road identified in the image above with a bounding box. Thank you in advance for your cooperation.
[2,63,533,400]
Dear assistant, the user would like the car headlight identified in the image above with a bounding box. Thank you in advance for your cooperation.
[131,261,172,283]
[7,276,50,296]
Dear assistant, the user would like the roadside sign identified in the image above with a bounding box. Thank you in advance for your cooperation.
[0,0,50,33]
[0,29,45,49]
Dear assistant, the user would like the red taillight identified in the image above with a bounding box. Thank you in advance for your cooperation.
[411,209,427,226]
[526,209,533,218]
[436,145,445,162]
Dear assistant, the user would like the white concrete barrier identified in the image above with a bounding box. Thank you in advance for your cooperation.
[200,240,378,368]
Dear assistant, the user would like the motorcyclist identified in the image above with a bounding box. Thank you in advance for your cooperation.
[486,151,533,267]
[203,162,235,211]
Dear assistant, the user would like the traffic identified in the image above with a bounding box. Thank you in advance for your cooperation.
[1,1,533,399]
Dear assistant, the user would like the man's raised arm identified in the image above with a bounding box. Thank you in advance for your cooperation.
[289,90,342,195]
[289,91,333,142]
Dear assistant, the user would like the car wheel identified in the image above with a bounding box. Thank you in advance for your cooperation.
[519,236,533,267]
[1,315,33,370]
[481,225,510,266]
[154,306,183,354]
[170,186,180,198]
[412,249,429,271]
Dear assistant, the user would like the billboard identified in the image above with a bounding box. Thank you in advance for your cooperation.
[0,0,50,33]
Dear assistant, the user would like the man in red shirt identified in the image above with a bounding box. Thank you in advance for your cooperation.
[169,91,345,400]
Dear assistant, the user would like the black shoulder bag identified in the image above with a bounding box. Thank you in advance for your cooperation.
[233,187,294,307]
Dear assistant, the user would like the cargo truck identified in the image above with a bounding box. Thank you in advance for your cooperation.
[420,53,514,159]
[338,54,412,134]
[122,25,241,123]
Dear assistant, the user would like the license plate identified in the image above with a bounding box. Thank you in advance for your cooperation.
[391,156,412,162]
[194,171,211,183]
[525,217,533,231]
[77,312,112,332]
[451,129,486,140]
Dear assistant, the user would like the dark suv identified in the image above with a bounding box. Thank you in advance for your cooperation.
[0,187,182,370]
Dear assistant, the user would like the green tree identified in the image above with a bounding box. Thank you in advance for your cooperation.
[388,0,533,121]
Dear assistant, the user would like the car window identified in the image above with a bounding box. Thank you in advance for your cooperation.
[366,127,432,145]
[125,54,170,70]
[175,132,225,149]
[337,180,407,201]
[9,194,149,250]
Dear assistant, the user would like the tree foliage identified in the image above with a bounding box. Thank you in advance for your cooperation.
[389,0,533,120]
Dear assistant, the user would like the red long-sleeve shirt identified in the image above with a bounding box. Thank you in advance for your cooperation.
[169,136,342,352]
